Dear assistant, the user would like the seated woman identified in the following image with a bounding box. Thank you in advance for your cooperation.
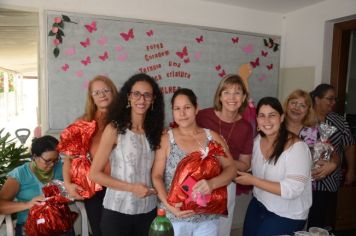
[235,97,312,236]
[0,135,73,236]
[152,88,237,236]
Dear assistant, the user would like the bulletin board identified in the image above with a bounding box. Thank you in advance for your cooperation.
[46,10,280,131]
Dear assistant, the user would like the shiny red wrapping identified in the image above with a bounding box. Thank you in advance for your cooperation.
[57,120,102,198]
[24,185,78,236]
[167,140,228,215]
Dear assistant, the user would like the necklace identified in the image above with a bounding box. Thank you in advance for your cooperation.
[219,118,237,146]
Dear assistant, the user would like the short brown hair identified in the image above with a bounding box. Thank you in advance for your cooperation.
[213,74,248,113]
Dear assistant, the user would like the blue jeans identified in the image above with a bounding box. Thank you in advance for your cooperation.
[243,197,306,236]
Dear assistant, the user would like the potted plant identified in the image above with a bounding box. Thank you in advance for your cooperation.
[0,128,31,187]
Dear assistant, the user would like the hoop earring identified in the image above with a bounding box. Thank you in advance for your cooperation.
[257,126,260,131]
[126,101,131,108]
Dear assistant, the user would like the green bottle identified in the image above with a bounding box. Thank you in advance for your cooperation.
[149,208,174,236]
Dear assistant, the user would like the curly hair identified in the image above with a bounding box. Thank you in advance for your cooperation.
[107,73,164,150]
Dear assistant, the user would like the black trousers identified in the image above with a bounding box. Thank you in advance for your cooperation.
[84,188,106,236]
[100,208,156,236]
[307,190,338,229]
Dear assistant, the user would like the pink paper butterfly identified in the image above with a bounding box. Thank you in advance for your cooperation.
[176,46,188,59]
[215,65,221,71]
[257,74,267,82]
[242,44,253,54]
[85,21,97,33]
[117,52,128,62]
[218,69,226,78]
[81,56,91,66]
[261,50,268,57]
[194,51,202,60]
[61,64,69,72]
[64,48,76,56]
[76,70,84,77]
[184,58,190,64]
[250,57,260,68]
[146,30,154,37]
[266,64,273,70]
[231,37,239,44]
[195,35,203,43]
[99,51,109,61]
[80,38,90,48]
[97,37,108,46]
[120,28,134,41]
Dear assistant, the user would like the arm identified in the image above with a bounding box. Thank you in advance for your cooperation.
[312,151,339,180]
[234,154,251,172]
[151,133,194,218]
[89,124,152,198]
[63,157,84,200]
[0,178,44,215]
[193,132,237,194]
[344,144,355,185]
[236,141,311,199]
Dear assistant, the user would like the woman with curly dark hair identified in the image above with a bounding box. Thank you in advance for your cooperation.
[89,73,164,236]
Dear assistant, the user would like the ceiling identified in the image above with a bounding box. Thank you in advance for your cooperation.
[0,0,325,77]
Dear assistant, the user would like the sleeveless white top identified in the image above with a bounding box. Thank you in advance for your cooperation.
[103,129,157,214]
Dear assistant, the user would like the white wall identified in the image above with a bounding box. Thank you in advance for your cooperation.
[281,0,356,86]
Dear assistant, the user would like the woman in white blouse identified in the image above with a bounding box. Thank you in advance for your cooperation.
[89,73,165,236]
[235,97,312,236]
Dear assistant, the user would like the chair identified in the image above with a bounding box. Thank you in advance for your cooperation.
[74,201,89,236]
[15,128,31,145]
[0,214,15,236]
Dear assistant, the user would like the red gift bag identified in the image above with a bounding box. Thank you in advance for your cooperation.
[57,120,102,198]
[167,140,228,215]
[24,183,78,236]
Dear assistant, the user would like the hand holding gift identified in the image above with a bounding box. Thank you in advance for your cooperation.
[312,123,337,168]
[57,120,102,198]
[24,180,78,236]
[167,140,228,215]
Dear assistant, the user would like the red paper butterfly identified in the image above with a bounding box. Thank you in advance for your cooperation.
[215,65,221,71]
[81,56,91,66]
[99,51,109,61]
[80,37,90,48]
[231,37,239,44]
[85,21,97,33]
[250,57,260,68]
[120,28,134,41]
[261,50,268,57]
[218,69,226,78]
[196,35,203,43]
[61,64,69,72]
[146,30,154,37]
[176,46,188,59]
[184,58,190,64]
[266,64,273,70]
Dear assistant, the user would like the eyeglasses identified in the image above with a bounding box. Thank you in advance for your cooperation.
[91,88,112,97]
[289,100,307,110]
[323,96,338,102]
[130,91,153,101]
[221,90,243,97]
[38,155,59,165]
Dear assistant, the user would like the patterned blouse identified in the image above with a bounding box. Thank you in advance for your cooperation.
[160,129,218,223]
[103,129,157,214]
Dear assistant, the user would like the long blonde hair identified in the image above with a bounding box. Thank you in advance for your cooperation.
[81,75,118,121]
[283,89,316,127]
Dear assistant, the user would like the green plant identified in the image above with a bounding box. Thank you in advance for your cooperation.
[0,128,31,187]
